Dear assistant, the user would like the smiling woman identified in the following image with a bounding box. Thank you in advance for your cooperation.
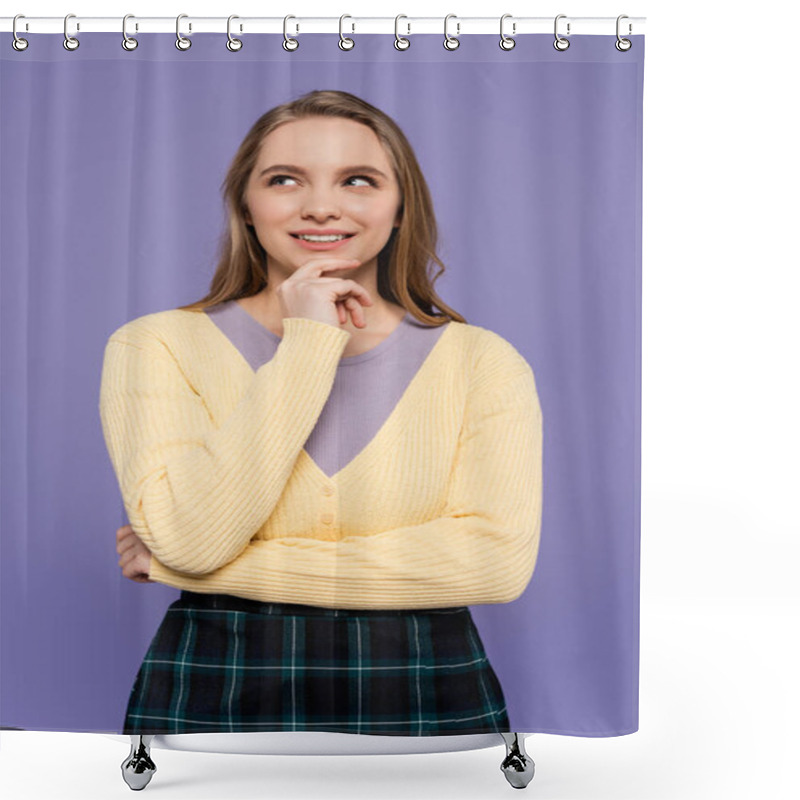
[177,89,465,330]
[241,115,402,301]
[99,89,543,739]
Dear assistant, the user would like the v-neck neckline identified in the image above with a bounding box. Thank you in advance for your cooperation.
[232,299,410,365]
[199,304,454,483]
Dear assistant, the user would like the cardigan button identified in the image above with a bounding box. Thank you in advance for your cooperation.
[320,513,334,525]
[322,485,334,496]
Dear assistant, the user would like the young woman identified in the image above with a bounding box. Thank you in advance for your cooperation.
[101,89,543,736]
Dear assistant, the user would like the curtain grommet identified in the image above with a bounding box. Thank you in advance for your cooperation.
[443,14,460,51]
[615,15,632,51]
[394,15,410,50]
[12,14,29,51]
[339,15,355,50]
[553,14,570,51]
[122,14,138,51]
[63,13,79,51]
[283,15,299,51]
[226,15,243,52]
[499,14,516,51]
[175,14,191,51]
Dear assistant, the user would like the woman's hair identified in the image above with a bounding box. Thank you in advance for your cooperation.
[177,89,465,326]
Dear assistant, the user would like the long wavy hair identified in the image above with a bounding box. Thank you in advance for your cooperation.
[177,89,465,326]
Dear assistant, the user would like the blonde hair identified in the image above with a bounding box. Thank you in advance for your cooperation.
[177,89,465,326]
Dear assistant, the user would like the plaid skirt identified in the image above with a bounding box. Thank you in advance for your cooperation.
[123,590,510,736]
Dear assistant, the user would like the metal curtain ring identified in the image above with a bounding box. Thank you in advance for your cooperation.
[394,14,410,50]
[499,14,515,51]
[553,14,570,51]
[122,14,138,51]
[12,14,29,51]
[443,14,460,51]
[339,15,354,50]
[227,15,243,51]
[615,15,632,51]
[63,13,79,51]
[283,15,299,51]
[176,13,191,51]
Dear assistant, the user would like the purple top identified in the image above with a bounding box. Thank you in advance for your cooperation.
[205,300,449,478]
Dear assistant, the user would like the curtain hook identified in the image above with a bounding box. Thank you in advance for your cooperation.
[175,13,191,51]
[339,15,355,50]
[499,14,516,51]
[283,15,299,51]
[553,14,570,51]
[63,13,79,51]
[12,14,29,52]
[615,15,632,52]
[122,14,138,51]
[394,14,410,51]
[227,15,243,52]
[443,14,460,51]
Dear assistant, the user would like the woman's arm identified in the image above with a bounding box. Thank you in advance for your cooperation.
[99,316,351,575]
[147,364,544,609]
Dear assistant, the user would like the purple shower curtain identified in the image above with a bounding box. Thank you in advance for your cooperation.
[0,31,644,735]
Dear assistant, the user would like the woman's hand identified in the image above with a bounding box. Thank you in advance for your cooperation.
[277,257,373,330]
[116,524,154,583]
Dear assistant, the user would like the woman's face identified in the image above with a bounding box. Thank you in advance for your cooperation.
[243,117,402,279]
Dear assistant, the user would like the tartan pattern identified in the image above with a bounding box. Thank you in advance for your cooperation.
[123,591,510,736]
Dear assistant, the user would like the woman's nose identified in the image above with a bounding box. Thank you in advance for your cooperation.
[301,188,342,219]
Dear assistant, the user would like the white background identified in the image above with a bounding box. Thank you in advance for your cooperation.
[2,1,798,798]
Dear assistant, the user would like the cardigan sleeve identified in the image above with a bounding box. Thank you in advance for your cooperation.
[99,316,351,575]
[147,358,544,609]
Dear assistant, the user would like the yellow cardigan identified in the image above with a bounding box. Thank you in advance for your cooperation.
[99,310,543,609]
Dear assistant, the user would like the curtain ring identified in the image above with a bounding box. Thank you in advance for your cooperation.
[443,14,460,51]
[63,13,79,51]
[122,14,138,51]
[615,15,632,52]
[499,14,515,51]
[339,15,354,50]
[553,14,570,51]
[227,15,243,52]
[394,15,410,51]
[12,14,29,52]
[283,15,299,51]
[175,14,191,51]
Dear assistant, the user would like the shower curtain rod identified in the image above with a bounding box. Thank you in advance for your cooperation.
[1,15,645,36]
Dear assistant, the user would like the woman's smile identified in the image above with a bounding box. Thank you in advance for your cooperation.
[290,231,357,250]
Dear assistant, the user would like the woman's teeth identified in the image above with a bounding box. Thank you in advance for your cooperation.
[295,234,352,242]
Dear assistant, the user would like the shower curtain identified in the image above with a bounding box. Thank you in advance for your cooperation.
[0,26,644,737]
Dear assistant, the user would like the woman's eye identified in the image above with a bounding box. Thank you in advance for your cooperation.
[267,175,377,187]
[346,175,377,187]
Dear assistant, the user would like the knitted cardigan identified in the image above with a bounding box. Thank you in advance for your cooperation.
[99,310,543,609]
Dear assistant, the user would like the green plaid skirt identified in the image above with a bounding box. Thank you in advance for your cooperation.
[123,590,510,736]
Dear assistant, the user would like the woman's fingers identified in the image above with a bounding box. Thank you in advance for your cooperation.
[119,546,139,569]
[119,536,148,562]
[115,524,153,582]
[116,525,136,553]
[115,524,133,541]
[120,550,150,580]
[116,535,137,556]
[343,295,365,327]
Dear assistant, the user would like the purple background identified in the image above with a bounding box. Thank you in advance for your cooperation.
[0,33,644,735]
